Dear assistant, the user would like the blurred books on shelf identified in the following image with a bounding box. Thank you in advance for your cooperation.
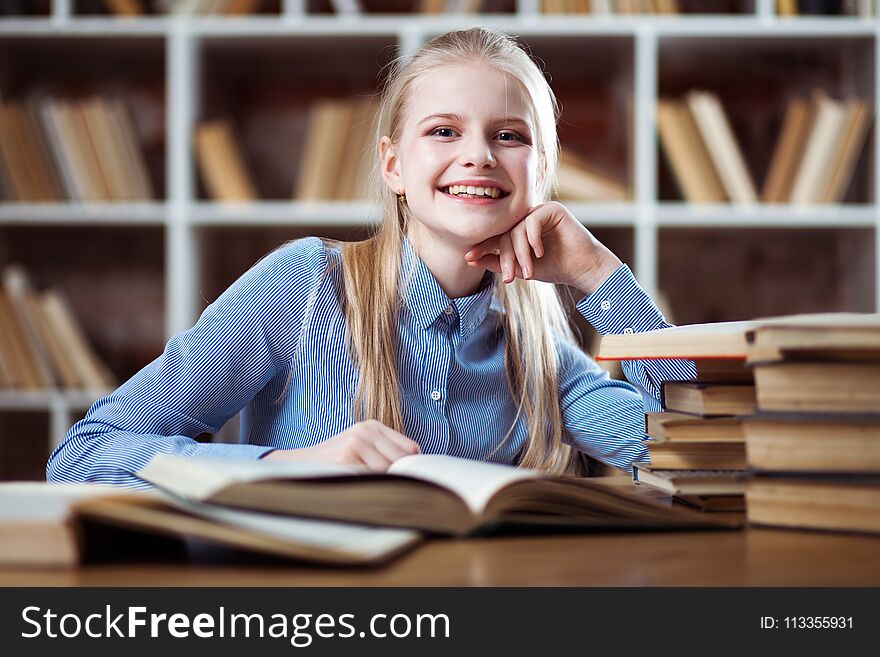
[0,95,154,203]
[292,97,377,202]
[0,265,116,393]
[657,89,873,205]
[777,0,874,17]
[555,149,630,202]
[542,0,680,14]
[195,119,258,202]
[153,0,266,15]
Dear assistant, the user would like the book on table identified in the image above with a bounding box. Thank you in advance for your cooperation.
[661,381,757,417]
[752,361,880,413]
[596,312,880,362]
[136,453,741,536]
[632,463,747,496]
[0,482,421,568]
[746,476,880,535]
[646,441,747,471]
[645,412,744,443]
[743,413,880,473]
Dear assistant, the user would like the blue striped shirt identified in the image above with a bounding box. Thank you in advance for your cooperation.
[46,237,695,488]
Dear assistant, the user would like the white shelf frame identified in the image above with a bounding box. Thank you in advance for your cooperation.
[1,4,880,447]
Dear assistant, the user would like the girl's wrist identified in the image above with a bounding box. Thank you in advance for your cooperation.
[572,251,622,297]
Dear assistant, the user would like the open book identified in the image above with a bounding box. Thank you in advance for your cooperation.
[137,454,739,536]
[0,482,420,567]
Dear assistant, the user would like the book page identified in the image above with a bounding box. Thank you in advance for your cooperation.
[138,454,368,500]
[387,454,541,515]
[0,482,152,521]
[167,496,419,560]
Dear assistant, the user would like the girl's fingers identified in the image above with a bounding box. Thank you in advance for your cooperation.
[376,424,421,456]
[464,236,500,262]
[510,225,534,279]
[525,211,547,258]
[353,441,393,472]
[499,233,516,284]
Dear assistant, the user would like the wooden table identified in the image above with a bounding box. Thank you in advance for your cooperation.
[2,527,878,586]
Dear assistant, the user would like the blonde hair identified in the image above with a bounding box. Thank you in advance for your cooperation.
[342,27,584,476]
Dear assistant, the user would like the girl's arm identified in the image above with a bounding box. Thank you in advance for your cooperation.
[46,237,329,488]
[575,262,697,412]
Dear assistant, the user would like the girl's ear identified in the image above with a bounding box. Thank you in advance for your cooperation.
[379,136,403,194]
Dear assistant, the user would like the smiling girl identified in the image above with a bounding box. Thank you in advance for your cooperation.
[48,28,694,487]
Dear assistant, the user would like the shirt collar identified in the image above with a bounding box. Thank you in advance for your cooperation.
[400,237,496,339]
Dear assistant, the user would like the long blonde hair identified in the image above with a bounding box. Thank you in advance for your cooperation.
[342,27,583,476]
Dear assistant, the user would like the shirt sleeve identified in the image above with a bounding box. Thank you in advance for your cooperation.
[575,263,696,412]
[555,340,650,470]
[46,237,329,488]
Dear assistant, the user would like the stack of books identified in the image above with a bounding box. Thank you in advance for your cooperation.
[0,95,154,203]
[657,89,872,204]
[0,264,115,392]
[598,313,880,531]
[744,317,880,534]
[1,453,738,567]
[637,364,754,512]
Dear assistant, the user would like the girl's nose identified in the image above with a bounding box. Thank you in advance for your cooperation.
[458,135,496,168]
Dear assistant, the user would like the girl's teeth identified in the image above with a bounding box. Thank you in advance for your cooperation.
[444,185,501,198]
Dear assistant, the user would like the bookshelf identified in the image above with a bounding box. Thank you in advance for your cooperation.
[0,1,878,472]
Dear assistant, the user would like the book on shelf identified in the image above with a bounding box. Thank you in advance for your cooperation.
[645,411,744,443]
[789,91,848,205]
[647,441,747,471]
[2,95,155,203]
[555,149,630,202]
[293,99,355,201]
[333,98,378,201]
[685,90,757,204]
[746,476,880,534]
[2,265,58,390]
[656,98,727,203]
[0,265,116,392]
[761,96,812,203]
[102,0,144,16]
[632,463,747,496]
[0,289,43,390]
[662,381,757,417]
[743,413,880,473]
[0,482,421,568]
[596,312,880,362]
[752,361,880,414]
[137,453,740,536]
[195,119,258,202]
[821,97,872,203]
[0,97,64,203]
[157,0,266,14]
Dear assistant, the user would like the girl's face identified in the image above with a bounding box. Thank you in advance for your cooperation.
[381,62,542,250]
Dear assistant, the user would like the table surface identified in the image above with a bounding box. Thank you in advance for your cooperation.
[2,525,879,587]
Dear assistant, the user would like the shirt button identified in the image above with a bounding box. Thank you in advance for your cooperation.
[600,300,611,311]
[444,305,455,316]
[623,327,634,335]
[430,390,442,401]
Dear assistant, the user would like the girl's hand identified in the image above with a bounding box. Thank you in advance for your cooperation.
[261,420,420,471]
[464,201,623,296]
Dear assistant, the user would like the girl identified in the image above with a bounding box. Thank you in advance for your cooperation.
[47,27,694,487]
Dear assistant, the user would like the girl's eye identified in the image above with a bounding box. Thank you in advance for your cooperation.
[430,127,457,138]
[496,131,527,144]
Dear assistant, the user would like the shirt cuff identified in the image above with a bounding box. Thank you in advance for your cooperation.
[189,442,277,460]
[575,264,667,336]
